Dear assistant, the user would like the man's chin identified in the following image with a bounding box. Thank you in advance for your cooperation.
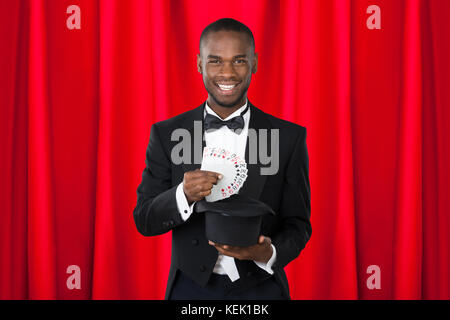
[214,100,240,108]
[209,92,246,108]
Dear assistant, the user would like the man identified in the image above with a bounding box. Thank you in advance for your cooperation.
[133,18,311,300]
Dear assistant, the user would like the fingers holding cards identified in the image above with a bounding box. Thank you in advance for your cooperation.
[183,146,248,204]
[200,146,248,202]
[183,169,222,204]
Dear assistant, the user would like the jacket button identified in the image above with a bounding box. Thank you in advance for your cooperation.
[192,239,199,246]
[200,265,206,272]
[246,271,253,277]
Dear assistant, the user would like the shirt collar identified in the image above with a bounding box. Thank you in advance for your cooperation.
[204,99,248,121]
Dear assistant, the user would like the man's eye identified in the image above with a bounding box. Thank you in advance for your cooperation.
[234,59,246,64]
[208,60,220,64]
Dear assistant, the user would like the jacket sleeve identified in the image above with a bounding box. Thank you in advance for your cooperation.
[133,123,185,236]
[271,127,312,270]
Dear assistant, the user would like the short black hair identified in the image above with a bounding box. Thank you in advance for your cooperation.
[199,18,255,52]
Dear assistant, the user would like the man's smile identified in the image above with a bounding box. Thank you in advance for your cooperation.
[215,81,240,95]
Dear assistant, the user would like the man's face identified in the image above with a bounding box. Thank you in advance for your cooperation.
[197,30,258,108]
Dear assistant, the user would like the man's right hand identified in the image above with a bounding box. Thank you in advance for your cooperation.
[183,169,222,204]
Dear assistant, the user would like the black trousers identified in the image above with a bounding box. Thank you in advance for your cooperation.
[169,271,286,300]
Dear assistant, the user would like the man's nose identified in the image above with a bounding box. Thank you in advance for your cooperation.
[219,61,236,77]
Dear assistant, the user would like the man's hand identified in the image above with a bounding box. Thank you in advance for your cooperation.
[183,169,222,204]
[209,235,273,263]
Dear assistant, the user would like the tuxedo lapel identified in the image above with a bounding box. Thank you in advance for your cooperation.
[233,101,273,281]
[238,100,271,201]
[180,100,271,201]
[181,102,206,174]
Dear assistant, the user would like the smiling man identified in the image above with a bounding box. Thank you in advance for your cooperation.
[198,24,256,119]
[133,18,311,300]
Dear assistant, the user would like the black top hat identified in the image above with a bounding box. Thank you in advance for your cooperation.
[194,194,275,247]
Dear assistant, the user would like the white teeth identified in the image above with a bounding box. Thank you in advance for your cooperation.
[218,84,236,91]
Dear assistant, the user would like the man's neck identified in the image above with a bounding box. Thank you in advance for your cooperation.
[206,97,247,119]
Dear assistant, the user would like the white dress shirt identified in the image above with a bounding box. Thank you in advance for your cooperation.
[175,100,276,282]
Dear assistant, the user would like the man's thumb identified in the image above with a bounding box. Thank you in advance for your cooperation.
[258,235,265,244]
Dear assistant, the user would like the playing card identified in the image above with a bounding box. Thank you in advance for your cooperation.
[201,146,248,202]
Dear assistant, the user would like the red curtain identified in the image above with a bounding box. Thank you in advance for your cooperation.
[1,0,449,300]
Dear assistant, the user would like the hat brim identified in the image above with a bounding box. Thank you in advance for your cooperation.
[194,194,275,218]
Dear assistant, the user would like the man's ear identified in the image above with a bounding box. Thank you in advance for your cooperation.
[252,52,258,74]
[197,54,202,74]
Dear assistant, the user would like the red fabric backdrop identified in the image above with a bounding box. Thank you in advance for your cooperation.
[1,0,449,300]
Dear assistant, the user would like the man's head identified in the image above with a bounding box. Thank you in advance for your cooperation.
[197,18,258,110]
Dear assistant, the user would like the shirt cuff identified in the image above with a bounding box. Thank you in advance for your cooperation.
[254,244,277,275]
[176,183,196,221]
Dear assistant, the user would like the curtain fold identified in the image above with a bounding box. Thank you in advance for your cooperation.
[27,0,58,299]
[1,0,449,299]
[393,0,423,299]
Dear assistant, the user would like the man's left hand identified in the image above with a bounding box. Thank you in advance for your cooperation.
[209,235,273,263]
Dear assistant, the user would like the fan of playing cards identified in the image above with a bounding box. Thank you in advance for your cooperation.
[200,146,248,202]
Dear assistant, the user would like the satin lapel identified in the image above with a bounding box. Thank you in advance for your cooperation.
[237,101,271,201]
[181,103,206,173]
[234,102,272,280]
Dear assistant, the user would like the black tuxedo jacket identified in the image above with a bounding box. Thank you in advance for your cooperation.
[133,101,311,299]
